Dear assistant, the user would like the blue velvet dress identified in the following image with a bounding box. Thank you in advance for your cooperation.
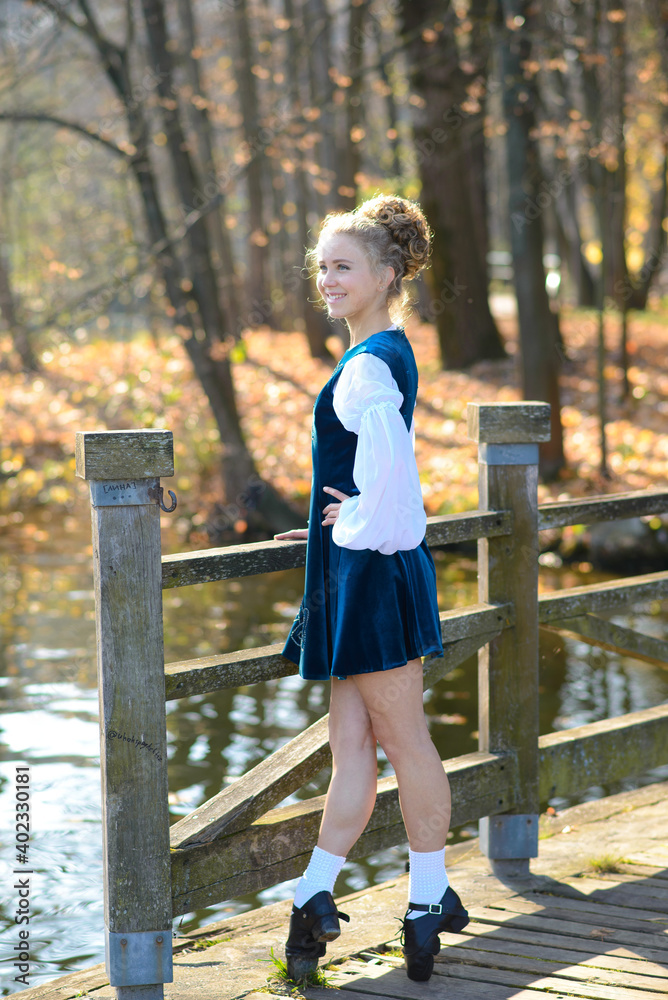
[282,328,443,681]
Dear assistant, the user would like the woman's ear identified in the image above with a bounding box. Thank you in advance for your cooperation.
[379,266,395,292]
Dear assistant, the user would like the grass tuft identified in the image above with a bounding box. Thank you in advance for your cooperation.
[588,853,625,874]
[261,947,339,990]
[189,936,225,950]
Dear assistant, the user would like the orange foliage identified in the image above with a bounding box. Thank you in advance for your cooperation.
[0,307,667,548]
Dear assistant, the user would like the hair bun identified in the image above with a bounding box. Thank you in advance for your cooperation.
[359,195,432,279]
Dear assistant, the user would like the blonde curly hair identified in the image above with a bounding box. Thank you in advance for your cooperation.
[307,194,432,324]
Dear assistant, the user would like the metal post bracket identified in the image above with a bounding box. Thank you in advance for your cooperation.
[106,928,173,986]
[90,478,160,508]
[480,443,540,466]
[480,814,539,859]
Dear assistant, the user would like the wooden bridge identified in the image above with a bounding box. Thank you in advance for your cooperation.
[20,401,668,999]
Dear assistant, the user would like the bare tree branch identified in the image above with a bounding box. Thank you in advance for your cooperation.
[0,111,131,158]
[75,0,123,60]
[35,0,126,82]
[36,0,89,37]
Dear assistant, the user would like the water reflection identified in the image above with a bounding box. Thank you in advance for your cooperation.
[0,526,667,993]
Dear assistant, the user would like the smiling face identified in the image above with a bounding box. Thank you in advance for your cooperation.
[316,232,394,327]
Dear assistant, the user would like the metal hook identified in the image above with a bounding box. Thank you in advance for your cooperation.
[148,485,178,513]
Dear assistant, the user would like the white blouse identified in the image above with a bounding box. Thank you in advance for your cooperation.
[330,351,427,554]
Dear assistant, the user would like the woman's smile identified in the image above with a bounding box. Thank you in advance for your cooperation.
[316,232,394,341]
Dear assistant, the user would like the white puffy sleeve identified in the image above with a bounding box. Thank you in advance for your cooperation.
[330,352,426,554]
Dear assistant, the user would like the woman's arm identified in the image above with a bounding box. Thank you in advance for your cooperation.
[327,352,426,554]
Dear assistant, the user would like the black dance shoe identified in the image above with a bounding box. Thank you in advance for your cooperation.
[400,885,469,982]
[285,890,350,982]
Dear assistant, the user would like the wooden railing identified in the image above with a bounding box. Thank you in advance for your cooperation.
[75,404,668,999]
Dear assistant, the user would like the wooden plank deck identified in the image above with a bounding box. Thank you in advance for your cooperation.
[15,781,668,1000]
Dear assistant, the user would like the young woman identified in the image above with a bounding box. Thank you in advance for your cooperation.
[275,195,468,983]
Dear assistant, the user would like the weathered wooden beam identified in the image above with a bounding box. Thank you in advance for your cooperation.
[160,512,513,589]
[439,601,514,641]
[539,703,668,801]
[541,614,668,668]
[467,401,552,443]
[170,626,504,848]
[538,571,668,622]
[165,644,296,700]
[469,401,545,871]
[170,750,517,915]
[162,538,307,589]
[170,717,331,847]
[426,510,513,545]
[164,602,513,700]
[76,429,174,480]
[76,430,173,996]
[538,489,668,531]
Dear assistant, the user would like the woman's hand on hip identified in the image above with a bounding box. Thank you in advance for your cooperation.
[322,486,349,526]
[274,528,309,540]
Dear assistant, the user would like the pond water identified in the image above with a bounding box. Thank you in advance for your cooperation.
[1,512,667,994]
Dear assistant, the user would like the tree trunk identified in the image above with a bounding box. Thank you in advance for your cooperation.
[0,249,38,372]
[174,0,243,336]
[623,0,668,310]
[499,0,565,477]
[338,0,368,210]
[369,14,402,178]
[605,0,630,310]
[284,0,335,359]
[626,147,668,310]
[541,17,597,307]
[305,0,341,209]
[45,0,300,532]
[232,0,268,310]
[466,0,495,275]
[399,0,506,369]
[551,162,597,308]
[138,0,301,529]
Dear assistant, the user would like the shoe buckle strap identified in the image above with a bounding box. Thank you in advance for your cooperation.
[407,901,443,915]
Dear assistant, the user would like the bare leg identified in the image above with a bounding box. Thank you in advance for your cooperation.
[317,677,378,857]
[352,658,451,851]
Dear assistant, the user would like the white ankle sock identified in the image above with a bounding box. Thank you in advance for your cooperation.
[406,847,449,920]
[293,845,346,908]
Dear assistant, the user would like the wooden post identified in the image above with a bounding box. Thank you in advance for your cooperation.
[467,402,551,877]
[76,430,175,999]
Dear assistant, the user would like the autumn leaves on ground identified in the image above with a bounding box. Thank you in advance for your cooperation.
[1,304,667,554]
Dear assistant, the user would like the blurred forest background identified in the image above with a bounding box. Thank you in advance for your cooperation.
[0,0,667,547]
